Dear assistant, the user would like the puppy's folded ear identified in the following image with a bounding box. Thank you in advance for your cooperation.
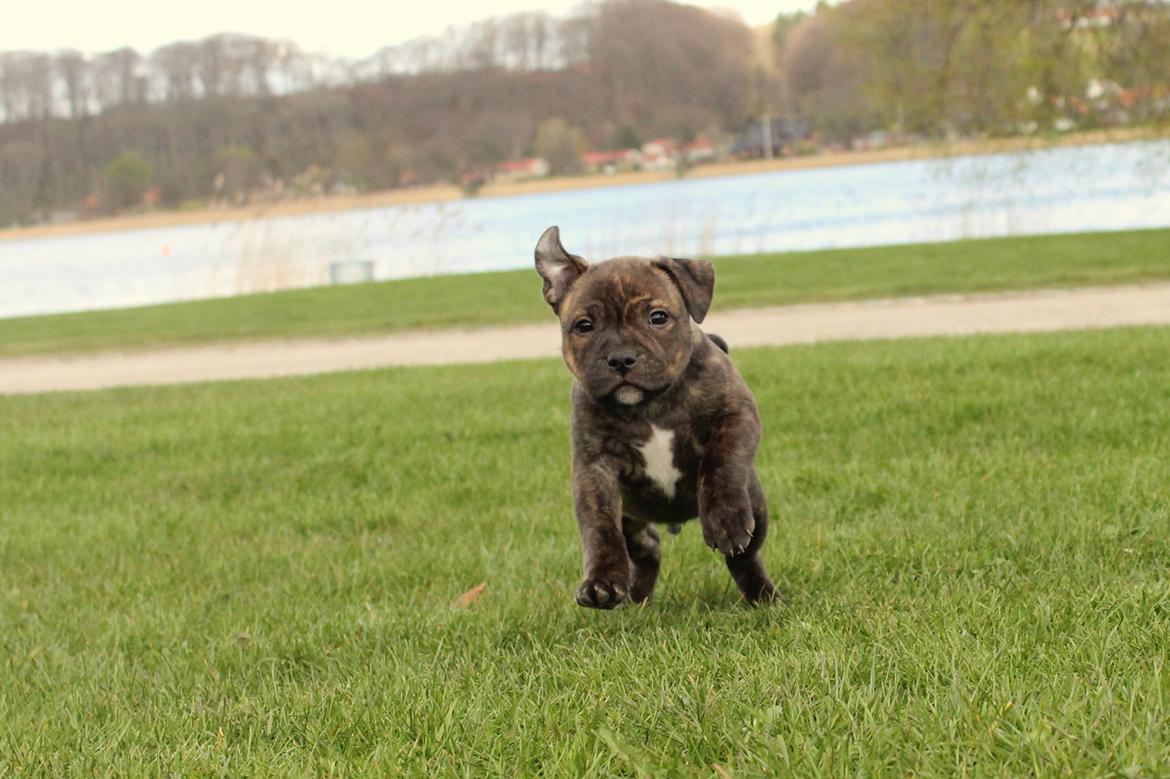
[653,257,715,323]
[535,226,588,312]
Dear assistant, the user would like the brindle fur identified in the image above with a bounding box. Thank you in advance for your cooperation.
[535,225,780,608]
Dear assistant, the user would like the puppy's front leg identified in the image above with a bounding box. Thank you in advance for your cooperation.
[572,461,630,609]
[698,407,761,558]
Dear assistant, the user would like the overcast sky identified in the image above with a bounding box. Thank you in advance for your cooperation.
[3,1,817,58]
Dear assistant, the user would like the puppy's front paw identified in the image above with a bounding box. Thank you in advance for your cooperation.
[575,576,629,609]
[701,499,756,558]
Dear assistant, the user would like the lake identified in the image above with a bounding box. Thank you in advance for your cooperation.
[2,139,1168,319]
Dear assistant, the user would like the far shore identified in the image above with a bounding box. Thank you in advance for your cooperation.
[0,127,1159,243]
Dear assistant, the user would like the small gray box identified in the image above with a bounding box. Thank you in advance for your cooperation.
[329,260,375,285]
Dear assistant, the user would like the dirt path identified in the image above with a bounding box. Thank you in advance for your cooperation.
[3,282,1170,394]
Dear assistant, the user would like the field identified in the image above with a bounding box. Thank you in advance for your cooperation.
[3,326,1169,774]
[2,227,1170,357]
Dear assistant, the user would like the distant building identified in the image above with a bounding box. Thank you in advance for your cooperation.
[850,131,892,151]
[582,149,643,174]
[1057,3,1120,29]
[1056,0,1170,30]
[682,137,717,164]
[494,158,550,182]
[731,117,810,159]
[640,138,681,170]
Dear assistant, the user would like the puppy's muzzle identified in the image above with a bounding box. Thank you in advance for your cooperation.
[606,351,638,375]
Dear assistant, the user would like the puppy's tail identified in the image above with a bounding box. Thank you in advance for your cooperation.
[708,333,729,354]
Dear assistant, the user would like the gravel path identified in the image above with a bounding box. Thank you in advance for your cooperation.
[4,282,1169,394]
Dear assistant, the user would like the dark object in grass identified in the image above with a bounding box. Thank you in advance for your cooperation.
[535,226,780,608]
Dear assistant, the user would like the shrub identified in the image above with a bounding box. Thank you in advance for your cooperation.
[102,152,153,211]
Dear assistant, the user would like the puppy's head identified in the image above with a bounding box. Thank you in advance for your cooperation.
[534,225,714,406]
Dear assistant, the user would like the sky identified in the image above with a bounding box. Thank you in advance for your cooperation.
[2,1,817,58]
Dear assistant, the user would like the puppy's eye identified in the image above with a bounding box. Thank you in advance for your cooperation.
[573,318,594,335]
[649,310,670,326]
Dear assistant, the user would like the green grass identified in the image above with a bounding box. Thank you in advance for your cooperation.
[2,227,1169,357]
[3,326,1170,775]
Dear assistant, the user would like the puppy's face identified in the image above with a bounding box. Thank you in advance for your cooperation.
[534,226,715,405]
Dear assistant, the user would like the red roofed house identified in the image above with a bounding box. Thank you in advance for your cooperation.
[582,149,643,174]
[640,138,680,170]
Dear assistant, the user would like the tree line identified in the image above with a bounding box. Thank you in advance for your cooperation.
[0,0,753,225]
[1,0,1167,227]
[777,0,1170,145]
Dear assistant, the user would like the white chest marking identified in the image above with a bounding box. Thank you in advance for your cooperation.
[637,425,682,499]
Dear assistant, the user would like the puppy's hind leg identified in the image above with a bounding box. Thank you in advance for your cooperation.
[624,521,662,604]
[725,472,782,605]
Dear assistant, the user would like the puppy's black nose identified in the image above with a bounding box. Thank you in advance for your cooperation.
[606,351,638,374]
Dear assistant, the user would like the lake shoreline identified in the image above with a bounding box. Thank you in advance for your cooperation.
[1,127,1159,243]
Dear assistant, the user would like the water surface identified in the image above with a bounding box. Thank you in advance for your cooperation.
[2,140,1168,318]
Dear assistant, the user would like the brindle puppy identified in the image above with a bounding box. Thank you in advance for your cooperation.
[535,226,780,608]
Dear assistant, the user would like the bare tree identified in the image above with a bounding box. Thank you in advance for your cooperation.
[0,52,54,121]
[93,48,144,107]
[152,42,201,101]
[584,0,754,137]
[55,50,91,118]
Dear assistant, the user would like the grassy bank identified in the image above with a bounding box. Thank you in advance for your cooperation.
[2,227,1169,357]
[2,326,1170,774]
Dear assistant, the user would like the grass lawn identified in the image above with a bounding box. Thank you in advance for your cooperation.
[2,326,1169,774]
[2,227,1169,357]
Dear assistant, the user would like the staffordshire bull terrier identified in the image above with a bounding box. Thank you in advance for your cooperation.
[535,226,780,608]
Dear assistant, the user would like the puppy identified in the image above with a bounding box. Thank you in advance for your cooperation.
[535,226,779,608]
